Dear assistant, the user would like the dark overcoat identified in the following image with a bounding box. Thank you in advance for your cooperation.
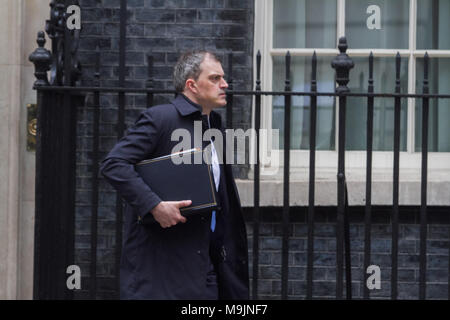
[100,94,249,299]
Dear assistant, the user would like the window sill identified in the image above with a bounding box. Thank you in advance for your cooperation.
[235,168,450,206]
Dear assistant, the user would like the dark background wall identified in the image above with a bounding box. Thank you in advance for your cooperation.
[244,206,449,299]
[74,0,254,299]
[77,0,254,177]
[72,0,450,300]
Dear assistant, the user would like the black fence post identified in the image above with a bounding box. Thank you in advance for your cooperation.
[281,51,291,300]
[29,30,51,300]
[363,52,374,299]
[391,52,402,300]
[306,52,317,299]
[419,52,430,300]
[331,37,354,300]
[89,47,101,300]
[114,0,128,299]
[252,51,262,300]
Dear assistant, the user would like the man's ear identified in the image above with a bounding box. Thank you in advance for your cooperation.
[185,79,197,94]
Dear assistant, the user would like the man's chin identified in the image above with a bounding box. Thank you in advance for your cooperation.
[214,100,227,108]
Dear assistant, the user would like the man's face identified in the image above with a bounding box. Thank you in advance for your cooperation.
[192,55,228,109]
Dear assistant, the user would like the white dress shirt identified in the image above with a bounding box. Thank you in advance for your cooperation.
[207,115,220,192]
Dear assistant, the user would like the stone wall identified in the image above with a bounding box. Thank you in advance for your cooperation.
[0,0,49,300]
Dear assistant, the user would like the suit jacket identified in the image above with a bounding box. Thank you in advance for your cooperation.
[100,94,249,299]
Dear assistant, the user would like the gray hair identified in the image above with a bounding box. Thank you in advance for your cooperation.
[173,51,221,93]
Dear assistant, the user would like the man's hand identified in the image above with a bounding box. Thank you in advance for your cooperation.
[150,200,192,228]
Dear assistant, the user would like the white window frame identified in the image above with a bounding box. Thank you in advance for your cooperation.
[253,0,450,177]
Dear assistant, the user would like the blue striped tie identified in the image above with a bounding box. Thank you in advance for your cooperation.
[211,210,216,232]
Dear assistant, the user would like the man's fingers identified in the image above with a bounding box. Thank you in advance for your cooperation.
[176,200,192,208]
[155,201,190,228]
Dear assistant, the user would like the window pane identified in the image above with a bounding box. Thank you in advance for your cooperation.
[345,0,409,49]
[273,0,337,49]
[347,57,408,151]
[415,58,450,152]
[272,56,335,150]
[417,0,450,50]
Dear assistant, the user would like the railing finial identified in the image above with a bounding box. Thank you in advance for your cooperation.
[332,37,354,93]
[29,31,52,87]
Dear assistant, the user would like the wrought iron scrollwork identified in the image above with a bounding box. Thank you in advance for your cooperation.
[30,0,82,87]
[46,0,65,85]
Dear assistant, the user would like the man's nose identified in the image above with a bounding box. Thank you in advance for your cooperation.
[220,78,228,89]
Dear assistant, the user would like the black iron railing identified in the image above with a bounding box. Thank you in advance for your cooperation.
[29,0,450,301]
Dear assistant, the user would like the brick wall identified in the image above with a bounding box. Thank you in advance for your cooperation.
[244,206,449,300]
[72,0,449,300]
[74,0,254,299]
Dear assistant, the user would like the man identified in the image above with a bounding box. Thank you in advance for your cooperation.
[100,51,249,300]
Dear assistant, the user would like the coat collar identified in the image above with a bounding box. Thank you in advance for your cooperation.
[171,94,202,116]
[171,94,223,130]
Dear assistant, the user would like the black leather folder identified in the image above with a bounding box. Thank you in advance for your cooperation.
[135,148,218,224]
